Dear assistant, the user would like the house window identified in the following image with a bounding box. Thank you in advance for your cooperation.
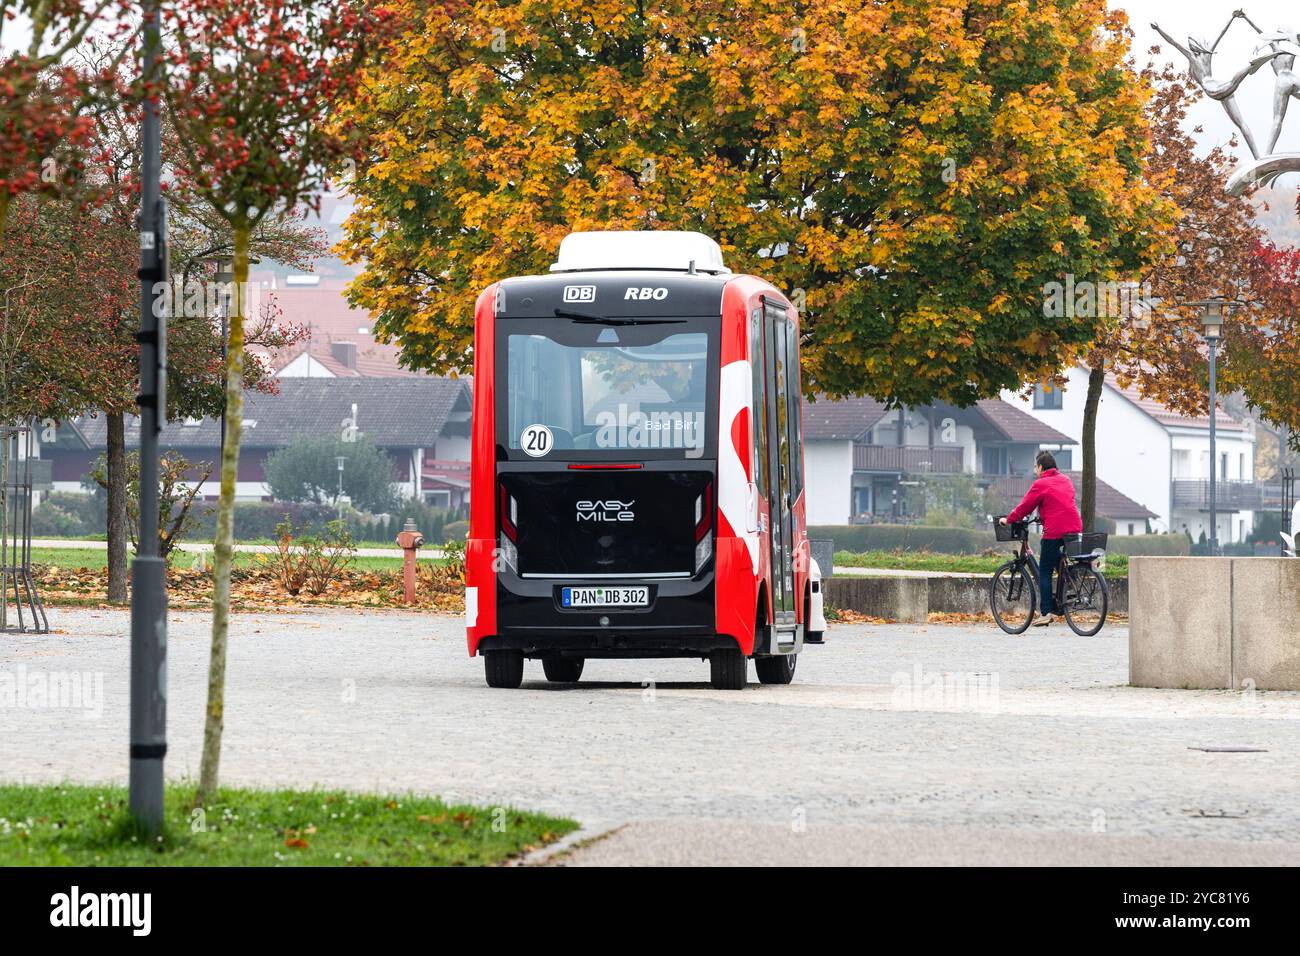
[982,445,1007,475]
[1221,453,1228,482]
[1052,449,1072,471]
[1127,523,1135,535]
[1033,383,1063,410]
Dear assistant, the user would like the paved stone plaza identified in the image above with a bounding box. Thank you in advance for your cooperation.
[3,608,1297,864]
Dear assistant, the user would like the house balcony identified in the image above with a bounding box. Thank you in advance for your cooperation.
[1171,479,1262,512]
[853,444,965,475]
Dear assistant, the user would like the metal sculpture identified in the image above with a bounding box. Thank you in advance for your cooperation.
[1154,10,1300,194]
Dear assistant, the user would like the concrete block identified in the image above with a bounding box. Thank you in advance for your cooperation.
[1129,558,1232,689]
[824,576,928,623]
[1231,558,1300,692]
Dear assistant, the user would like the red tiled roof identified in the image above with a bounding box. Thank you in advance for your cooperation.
[1104,371,1245,432]
[263,283,424,377]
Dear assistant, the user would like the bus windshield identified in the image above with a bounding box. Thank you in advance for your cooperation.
[498,316,718,459]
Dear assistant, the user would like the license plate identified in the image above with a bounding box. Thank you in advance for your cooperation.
[561,586,649,608]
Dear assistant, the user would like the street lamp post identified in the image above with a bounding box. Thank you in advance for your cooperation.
[1190,297,1231,556]
[130,0,168,835]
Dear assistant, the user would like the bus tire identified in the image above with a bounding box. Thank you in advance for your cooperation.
[542,657,584,683]
[484,650,524,688]
[755,653,797,685]
[709,648,747,690]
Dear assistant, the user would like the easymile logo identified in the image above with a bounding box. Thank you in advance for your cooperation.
[49,886,151,936]
[576,500,635,522]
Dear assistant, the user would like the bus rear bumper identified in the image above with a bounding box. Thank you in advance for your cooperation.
[475,630,738,659]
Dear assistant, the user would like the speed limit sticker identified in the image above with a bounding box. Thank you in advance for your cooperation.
[520,423,553,457]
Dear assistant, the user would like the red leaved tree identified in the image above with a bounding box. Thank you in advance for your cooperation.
[156,0,396,805]
[0,0,132,231]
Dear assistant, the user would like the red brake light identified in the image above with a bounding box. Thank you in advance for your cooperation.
[695,482,713,542]
[499,484,517,541]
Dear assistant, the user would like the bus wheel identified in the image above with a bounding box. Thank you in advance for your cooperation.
[709,648,747,690]
[542,657,584,683]
[755,653,797,685]
[484,650,524,688]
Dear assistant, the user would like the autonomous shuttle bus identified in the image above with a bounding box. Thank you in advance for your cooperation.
[465,231,825,690]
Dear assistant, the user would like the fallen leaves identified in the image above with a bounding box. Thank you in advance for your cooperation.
[31,562,466,614]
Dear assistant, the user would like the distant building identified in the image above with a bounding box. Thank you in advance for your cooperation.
[45,378,471,508]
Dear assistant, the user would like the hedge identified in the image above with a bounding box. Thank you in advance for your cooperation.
[808,524,995,555]
[810,524,1193,557]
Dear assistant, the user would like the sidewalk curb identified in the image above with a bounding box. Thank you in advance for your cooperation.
[507,823,626,867]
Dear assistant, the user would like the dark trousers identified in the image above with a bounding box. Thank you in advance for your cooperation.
[1039,537,1064,615]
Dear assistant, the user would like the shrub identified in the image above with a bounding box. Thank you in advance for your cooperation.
[443,519,469,541]
[91,451,212,559]
[32,493,104,537]
[269,516,356,597]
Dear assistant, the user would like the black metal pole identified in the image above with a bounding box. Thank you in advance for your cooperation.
[130,0,168,834]
[1208,335,1218,557]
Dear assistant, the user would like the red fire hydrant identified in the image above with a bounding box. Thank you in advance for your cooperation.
[396,518,425,605]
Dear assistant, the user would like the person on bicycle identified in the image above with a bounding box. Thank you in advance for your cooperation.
[1000,451,1083,626]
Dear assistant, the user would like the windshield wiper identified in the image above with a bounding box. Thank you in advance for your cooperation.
[554,308,682,325]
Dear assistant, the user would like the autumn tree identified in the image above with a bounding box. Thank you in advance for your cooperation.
[0,0,131,231]
[78,46,321,601]
[156,0,395,806]
[338,0,1170,409]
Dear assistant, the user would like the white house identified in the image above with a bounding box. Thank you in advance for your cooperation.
[1002,368,1258,543]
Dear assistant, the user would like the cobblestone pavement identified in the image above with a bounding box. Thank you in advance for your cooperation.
[3,608,1298,864]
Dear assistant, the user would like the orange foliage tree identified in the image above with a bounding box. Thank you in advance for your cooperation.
[338,0,1173,409]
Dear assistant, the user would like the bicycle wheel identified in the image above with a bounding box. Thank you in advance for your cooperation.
[1062,563,1108,636]
[990,561,1036,634]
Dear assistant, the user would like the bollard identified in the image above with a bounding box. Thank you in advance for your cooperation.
[396,518,425,605]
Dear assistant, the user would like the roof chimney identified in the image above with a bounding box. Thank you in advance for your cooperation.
[331,341,358,370]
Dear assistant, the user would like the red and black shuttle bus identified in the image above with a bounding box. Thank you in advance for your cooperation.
[465,231,825,690]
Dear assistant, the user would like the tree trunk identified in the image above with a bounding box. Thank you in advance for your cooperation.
[105,411,128,603]
[197,227,249,807]
[1081,363,1105,533]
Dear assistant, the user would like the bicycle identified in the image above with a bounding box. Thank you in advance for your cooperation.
[989,516,1109,636]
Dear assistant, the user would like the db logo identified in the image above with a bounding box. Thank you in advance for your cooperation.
[563,285,596,303]
[624,287,669,300]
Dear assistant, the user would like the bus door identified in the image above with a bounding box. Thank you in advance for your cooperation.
[762,299,797,634]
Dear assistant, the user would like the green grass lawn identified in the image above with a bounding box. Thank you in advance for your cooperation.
[0,784,576,866]
[833,549,1128,578]
[30,547,446,574]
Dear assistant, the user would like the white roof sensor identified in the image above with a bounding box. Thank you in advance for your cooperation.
[550,230,730,274]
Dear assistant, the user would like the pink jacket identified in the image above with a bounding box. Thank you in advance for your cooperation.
[1007,468,1083,539]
